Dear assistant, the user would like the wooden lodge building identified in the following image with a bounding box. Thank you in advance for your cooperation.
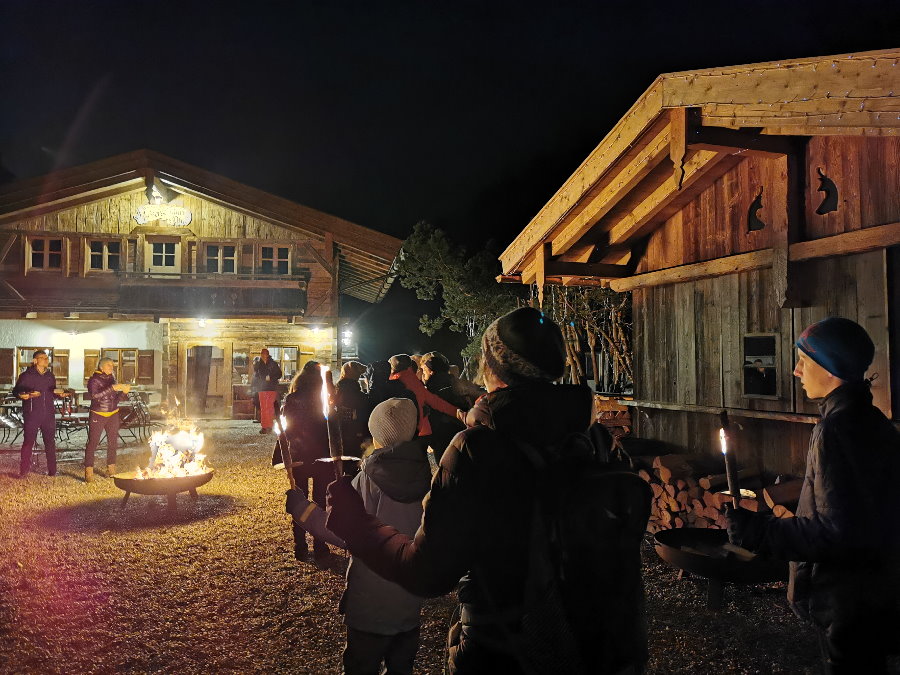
[500,47,900,477]
[0,150,401,418]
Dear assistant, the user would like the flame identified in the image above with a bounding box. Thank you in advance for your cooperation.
[719,428,727,455]
[134,427,210,479]
[320,365,330,419]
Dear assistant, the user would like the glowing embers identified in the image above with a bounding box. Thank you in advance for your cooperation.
[134,427,210,479]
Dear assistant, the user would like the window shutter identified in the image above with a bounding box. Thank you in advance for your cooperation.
[0,348,13,386]
[52,349,69,387]
[84,349,100,382]
[137,350,155,384]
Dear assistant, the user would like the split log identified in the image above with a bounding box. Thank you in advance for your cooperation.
[773,504,796,518]
[763,478,804,509]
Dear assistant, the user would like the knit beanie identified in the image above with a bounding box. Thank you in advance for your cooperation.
[796,317,874,381]
[482,307,566,384]
[368,397,418,447]
[389,354,414,374]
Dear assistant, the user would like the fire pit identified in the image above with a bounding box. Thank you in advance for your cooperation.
[654,528,787,609]
[114,471,214,513]
[113,427,213,514]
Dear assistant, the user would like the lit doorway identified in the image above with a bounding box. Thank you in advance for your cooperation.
[186,345,228,418]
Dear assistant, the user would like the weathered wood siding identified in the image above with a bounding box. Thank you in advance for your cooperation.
[0,190,338,318]
[638,136,900,272]
[633,249,891,472]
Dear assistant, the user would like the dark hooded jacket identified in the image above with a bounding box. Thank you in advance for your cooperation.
[12,365,58,420]
[279,389,329,464]
[348,381,616,674]
[740,382,900,635]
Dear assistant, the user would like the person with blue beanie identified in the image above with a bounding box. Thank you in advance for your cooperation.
[728,317,900,674]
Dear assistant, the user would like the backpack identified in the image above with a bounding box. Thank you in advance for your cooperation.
[476,432,652,675]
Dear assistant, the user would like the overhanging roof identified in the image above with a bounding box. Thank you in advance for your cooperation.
[499,47,900,288]
[0,150,402,303]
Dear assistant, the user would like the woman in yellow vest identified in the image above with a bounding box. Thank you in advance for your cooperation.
[84,357,130,482]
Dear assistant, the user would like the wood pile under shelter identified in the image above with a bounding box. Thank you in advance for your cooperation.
[500,48,900,504]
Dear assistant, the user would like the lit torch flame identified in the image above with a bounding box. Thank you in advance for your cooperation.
[320,364,330,419]
[719,428,727,455]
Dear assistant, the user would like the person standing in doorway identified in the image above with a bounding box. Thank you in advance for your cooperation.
[12,350,69,477]
[83,357,130,482]
[254,348,282,433]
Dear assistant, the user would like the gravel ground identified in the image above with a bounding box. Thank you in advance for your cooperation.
[0,420,885,674]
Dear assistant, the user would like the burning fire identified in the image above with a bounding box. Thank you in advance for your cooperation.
[134,427,210,479]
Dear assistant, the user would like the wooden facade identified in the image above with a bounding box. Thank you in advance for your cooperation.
[499,48,900,474]
[0,151,401,416]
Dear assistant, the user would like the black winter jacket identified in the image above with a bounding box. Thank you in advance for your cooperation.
[744,382,900,632]
[87,370,126,413]
[350,381,628,674]
[280,390,329,464]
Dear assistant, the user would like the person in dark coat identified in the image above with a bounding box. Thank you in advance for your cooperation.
[335,361,370,456]
[12,350,69,477]
[389,354,464,441]
[366,360,410,409]
[83,357,129,482]
[279,362,333,564]
[323,307,648,674]
[252,348,283,430]
[728,317,900,674]
[421,352,465,460]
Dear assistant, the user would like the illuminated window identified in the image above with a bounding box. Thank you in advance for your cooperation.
[88,240,120,271]
[101,348,138,384]
[16,347,68,386]
[29,238,63,270]
[206,244,237,273]
[266,346,299,380]
[260,246,289,275]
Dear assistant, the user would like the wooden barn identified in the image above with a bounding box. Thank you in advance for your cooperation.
[0,150,401,418]
[499,48,900,513]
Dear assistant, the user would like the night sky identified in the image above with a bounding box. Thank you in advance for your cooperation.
[2,0,898,362]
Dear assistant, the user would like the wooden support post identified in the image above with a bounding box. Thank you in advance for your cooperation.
[773,139,808,308]
[535,242,550,308]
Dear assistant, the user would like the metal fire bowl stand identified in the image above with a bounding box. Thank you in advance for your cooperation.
[113,471,215,514]
[654,528,787,609]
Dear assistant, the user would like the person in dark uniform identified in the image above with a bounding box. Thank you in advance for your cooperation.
[12,350,70,477]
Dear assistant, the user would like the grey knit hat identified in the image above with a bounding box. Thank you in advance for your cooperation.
[482,307,566,384]
[368,398,418,447]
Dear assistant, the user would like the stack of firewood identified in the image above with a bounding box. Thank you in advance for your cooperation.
[633,454,803,533]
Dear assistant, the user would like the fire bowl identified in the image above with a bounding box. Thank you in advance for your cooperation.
[113,471,215,513]
[654,528,787,609]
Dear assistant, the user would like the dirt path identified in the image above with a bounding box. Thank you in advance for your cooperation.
[0,421,834,674]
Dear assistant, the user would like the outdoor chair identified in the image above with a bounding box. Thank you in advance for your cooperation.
[119,392,153,445]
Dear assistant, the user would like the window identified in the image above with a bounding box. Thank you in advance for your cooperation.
[742,334,778,398]
[16,347,68,386]
[101,348,138,384]
[151,242,177,267]
[260,246,290,275]
[88,240,120,271]
[206,244,237,274]
[266,346,299,380]
[29,238,62,270]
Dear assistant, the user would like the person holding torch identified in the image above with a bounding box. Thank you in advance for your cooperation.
[278,362,332,565]
[726,317,900,674]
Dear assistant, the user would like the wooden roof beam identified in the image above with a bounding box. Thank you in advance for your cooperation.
[606,149,735,246]
[548,119,673,258]
[682,107,804,157]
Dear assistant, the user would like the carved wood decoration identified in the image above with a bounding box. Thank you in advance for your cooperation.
[747,188,766,232]
[814,167,839,215]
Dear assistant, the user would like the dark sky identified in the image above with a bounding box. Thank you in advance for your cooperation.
[2,0,898,362]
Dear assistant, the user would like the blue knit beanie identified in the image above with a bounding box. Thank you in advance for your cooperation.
[795,317,874,381]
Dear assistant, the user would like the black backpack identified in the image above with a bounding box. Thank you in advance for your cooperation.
[479,432,652,675]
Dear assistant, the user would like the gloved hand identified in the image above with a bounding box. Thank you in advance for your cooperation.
[285,488,311,517]
[724,503,765,549]
[325,476,369,543]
